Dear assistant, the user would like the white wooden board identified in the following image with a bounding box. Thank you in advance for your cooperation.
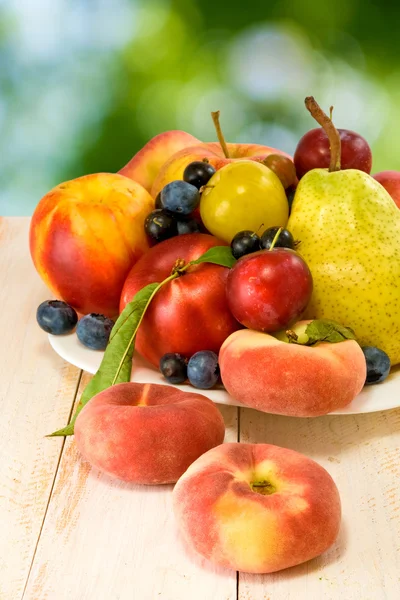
[0,218,81,600]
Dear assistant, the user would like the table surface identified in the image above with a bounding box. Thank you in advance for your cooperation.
[1,217,400,600]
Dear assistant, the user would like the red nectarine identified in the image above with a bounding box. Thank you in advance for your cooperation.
[120,233,241,367]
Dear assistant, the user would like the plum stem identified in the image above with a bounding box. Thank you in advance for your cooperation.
[269,227,283,251]
[255,223,265,235]
[211,111,230,158]
[304,97,341,172]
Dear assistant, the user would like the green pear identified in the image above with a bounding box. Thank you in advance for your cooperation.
[288,98,400,365]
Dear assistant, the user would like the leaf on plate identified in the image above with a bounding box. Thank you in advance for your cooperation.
[49,282,160,437]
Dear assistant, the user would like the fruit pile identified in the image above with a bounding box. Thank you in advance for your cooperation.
[30,97,400,575]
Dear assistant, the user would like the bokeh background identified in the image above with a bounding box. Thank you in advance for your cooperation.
[1,0,399,216]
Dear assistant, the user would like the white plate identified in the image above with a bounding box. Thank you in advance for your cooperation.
[49,333,400,415]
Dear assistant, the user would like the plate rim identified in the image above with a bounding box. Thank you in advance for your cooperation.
[48,333,400,417]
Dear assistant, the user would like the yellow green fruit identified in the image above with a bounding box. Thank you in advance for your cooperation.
[288,168,400,365]
[200,161,289,243]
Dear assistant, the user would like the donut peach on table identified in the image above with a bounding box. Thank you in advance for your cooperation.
[173,442,341,573]
[74,382,225,484]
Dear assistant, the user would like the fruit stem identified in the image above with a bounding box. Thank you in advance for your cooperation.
[211,111,230,158]
[269,227,283,251]
[251,480,276,495]
[304,97,341,172]
[171,258,187,276]
[286,330,299,343]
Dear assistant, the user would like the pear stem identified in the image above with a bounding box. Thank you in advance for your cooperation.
[304,97,341,172]
[269,227,283,251]
[211,111,230,158]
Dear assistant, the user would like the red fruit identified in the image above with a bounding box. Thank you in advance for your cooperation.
[226,249,313,332]
[294,128,372,179]
[120,233,241,367]
[373,171,400,209]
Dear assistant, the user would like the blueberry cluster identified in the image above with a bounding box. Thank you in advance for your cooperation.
[145,161,216,243]
[230,227,295,259]
[37,300,114,350]
[160,350,220,390]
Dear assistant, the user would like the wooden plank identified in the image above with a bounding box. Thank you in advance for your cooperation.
[238,407,400,599]
[24,372,238,600]
[0,218,82,600]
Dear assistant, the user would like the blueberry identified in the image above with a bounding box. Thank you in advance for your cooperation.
[176,217,200,235]
[183,161,216,190]
[160,180,200,215]
[260,227,295,250]
[77,314,115,350]
[362,346,391,385]
[187,350,220,389]
[160,353,188,384]
[144,209,178,243]
[231,230,261,259]
[36,300,78,335]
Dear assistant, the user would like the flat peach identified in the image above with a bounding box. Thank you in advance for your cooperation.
[74,382,225,484]
[173,442,341,573]
[219,326,366,416]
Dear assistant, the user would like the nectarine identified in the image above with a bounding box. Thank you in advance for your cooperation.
[120,233,241,367]
[30,173,154,318]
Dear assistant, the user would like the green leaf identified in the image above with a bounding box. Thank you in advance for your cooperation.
[190,246,237,269]
[305,319,357,345]
[49,282,160,437]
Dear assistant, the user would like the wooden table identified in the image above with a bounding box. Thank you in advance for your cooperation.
[1,217,400,600]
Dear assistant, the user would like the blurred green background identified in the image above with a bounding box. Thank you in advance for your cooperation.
[1,0,399,215]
